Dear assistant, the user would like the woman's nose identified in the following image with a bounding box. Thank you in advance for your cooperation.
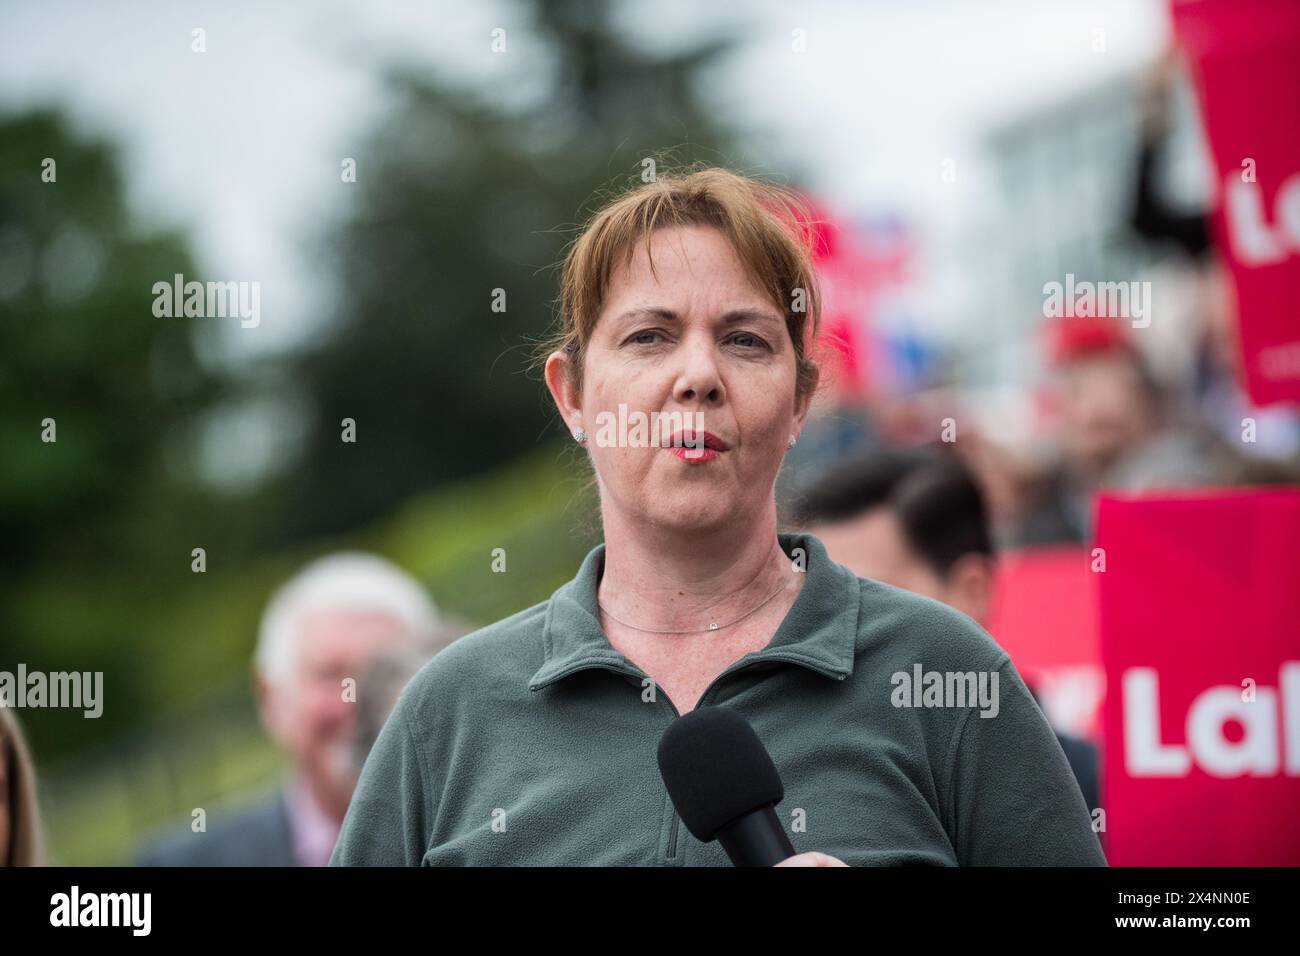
[673,339,725,404]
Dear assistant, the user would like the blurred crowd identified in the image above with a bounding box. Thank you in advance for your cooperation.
[790,56,1299,556]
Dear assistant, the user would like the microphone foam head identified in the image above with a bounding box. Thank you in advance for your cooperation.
[656,706,784,842]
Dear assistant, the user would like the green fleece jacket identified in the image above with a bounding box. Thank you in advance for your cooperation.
[330,532,1106,866]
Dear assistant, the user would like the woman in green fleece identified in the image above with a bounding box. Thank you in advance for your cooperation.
[330,168,1107,867]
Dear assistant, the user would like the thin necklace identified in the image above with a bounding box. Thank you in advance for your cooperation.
[598,573,794,635]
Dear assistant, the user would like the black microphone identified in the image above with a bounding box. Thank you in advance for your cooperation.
[657,706,796,866]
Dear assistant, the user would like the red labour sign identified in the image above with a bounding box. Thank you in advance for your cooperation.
[1097,489,1300,865]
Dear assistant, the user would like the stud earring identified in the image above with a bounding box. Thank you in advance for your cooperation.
[573,426,587,445]
[787,435,797,448]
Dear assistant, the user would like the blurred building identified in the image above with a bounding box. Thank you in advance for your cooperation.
[964,67,1209,395]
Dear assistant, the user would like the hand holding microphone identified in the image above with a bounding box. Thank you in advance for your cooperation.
[775,851,848,866]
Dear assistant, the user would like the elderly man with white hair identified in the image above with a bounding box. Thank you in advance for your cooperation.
[136,552,440,867]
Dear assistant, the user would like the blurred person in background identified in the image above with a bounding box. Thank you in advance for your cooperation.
[1006,319,1230,548]
[136,552,440,866]
[793,449,1100,814]
[0,705,45,866]
[351,614,475,775]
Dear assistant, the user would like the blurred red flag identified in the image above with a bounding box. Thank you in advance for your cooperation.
[799,197,910,401]
[1173,0,1300,406]
[987,546,1103,740]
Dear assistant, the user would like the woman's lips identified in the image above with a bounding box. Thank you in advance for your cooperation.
[663,429,728,462]
[665,445,721,462]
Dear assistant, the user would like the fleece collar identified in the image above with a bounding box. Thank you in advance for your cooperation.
[528,531,858,691]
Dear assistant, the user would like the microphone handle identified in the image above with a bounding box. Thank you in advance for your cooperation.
[716,805,796,866]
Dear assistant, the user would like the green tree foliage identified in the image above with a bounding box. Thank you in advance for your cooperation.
[0,109,222,755]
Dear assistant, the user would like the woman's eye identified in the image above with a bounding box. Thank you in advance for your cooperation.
[728,332,769,350]
[628,329,663,346]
